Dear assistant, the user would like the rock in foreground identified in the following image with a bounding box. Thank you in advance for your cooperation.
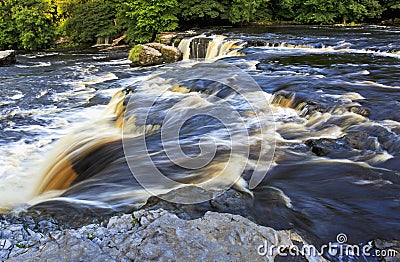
[2,209,326,261]
[0,50,16,66]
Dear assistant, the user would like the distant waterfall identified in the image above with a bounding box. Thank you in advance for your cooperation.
[177,35,242,60]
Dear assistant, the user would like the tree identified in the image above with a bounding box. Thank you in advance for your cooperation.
[0,0,56,50]
[229,0,270,25]
[381,0,400,23]
[12,0,56,50]
[63,0,121,44]
[290,0,383,24]
[269,0,297,20]
[0,1,18,49]
[294,0,338,24]
[179,0,230,24]
[121,0,179,44]
[336,0,383,23]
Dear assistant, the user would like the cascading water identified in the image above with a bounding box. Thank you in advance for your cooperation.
[177,35,243,60]
[0,26,399,259]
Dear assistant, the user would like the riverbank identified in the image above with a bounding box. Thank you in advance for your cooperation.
[2,207,400,261]
[0,209,318,261]
[0,208,327,261]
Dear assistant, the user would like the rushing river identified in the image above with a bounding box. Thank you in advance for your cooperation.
[0,26,399,259]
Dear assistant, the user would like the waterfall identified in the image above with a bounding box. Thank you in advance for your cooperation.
[178,35,242,60]
[177,38,192,60]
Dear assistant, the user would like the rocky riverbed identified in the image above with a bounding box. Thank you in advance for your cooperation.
[1,207,329,261]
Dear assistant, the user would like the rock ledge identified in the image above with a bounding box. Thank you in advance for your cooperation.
[1,209,326,261]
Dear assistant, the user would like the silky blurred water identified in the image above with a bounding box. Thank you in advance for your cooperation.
[0,26,399,256]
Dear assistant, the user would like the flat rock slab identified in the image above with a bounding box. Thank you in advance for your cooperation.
[3,209,326,261]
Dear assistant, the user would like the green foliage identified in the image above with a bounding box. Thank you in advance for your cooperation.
[335,0,383,23]
[272,0,385,24]
[128,44,142,62]
[385,0,400,10]
[121,0,179,44]
[294,0,338,24]
[270,0,297,20]
[381,0,400,22]
[229,0,269,24]
[12,0,56,50]
[0,0,56,50]
[64,0,120,44]
[179,0,230,22]
[0,0,397,50]
[0,2,18,50]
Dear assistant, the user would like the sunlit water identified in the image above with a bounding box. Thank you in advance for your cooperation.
[0,26,399,257]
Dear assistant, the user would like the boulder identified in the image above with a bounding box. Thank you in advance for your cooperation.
[130,44,163,66]
[145,42,182,63]
[129,43,181,67]
[0,50,16,66]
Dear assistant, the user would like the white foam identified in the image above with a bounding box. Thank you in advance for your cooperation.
[10,93,24,100]
[255,45,400,59]
[356,80,400,89]
[95,59,131,65]
[15,62,51,68]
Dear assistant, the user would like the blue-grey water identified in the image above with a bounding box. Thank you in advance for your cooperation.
[0,26,399,261]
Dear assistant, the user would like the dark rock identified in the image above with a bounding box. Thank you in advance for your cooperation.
[246,39,267,47]
[305,138,355,158]
[0,50,16,66]
[142,187,254,222]
[188,37,212,59]
[305,139,331,156]
[349,106,370,116]
[145,42,182,63]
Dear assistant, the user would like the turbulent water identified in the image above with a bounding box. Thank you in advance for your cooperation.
[0,26,399,258]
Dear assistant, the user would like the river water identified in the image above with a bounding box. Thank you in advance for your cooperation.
[0,26,399,257]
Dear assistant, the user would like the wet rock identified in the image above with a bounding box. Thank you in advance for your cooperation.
[129,44,163,66]
[145,42,182,63]
[246,39,267,47]
[156,32,177,45]
[142,187,254,222]
[0,50,16,66]
[173,30,201,46]
[305,138,355,158]
[156,31,200,46]
[305,139,332,156]
[129,43,182,67]
[349,106,370,117]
